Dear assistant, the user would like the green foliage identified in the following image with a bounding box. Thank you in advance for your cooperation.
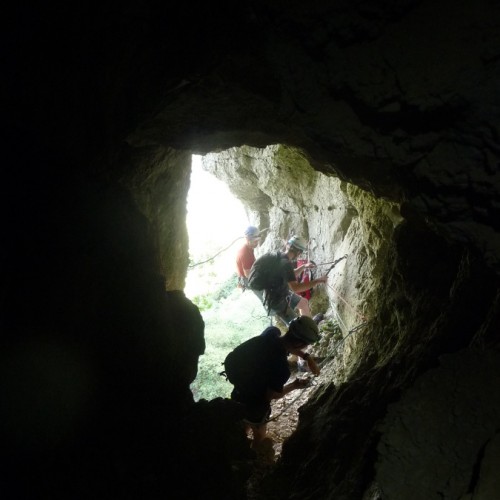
[310,289,329,316]
[190,285,270,402]
[319,318,342,337]
[315,317,343,358]
[190,275,239,312]
[213,275,238,302]
[191,345,233,401]
[191,294,214,312]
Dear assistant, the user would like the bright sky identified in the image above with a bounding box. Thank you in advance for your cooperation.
[185,155,249,297]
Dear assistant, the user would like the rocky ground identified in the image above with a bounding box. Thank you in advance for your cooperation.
[189,274,342,497]
[266,367,317,457]
[245,362,321,499]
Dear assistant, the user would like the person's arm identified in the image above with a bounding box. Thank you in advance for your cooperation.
[298,352,320,376]
[235,255,245,278]
[293,261,315,277]
[289,345,321,376]
[293,264,304,278]
[266,379,310,401]
[284,260,327,293]
[288,275,328,294]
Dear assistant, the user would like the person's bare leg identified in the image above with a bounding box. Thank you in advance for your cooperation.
[296,298,314,372]
[244,422,253,441]
[250,423,267,447]
[251,423,275,462]
[297,296,312,317]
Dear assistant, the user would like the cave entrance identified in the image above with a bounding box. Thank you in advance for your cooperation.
[183,144,391,404]
[184,154,247,300]
[183,144,401,460]
[185,154,270,402]
[184,154,320,460]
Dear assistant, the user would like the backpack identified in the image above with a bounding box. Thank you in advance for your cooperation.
[222,343,252,386]
[247,252,286,292]
[221,331,280,393]
[221,339,265,394]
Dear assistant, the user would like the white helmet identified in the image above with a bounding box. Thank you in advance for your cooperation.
[287,235,307,252]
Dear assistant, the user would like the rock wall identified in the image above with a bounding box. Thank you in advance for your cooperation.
[203,145,400,340]
[202,145,500,499]
[376,349,500,499]
[117,145,192,289]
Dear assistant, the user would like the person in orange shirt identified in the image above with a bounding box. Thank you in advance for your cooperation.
[236,226,261,290]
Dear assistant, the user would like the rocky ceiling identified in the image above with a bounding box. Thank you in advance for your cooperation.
[3,1,500,499]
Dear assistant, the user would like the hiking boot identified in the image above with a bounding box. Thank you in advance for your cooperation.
[313,313,324,325]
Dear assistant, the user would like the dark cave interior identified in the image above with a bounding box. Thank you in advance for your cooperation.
[3,1,500,499]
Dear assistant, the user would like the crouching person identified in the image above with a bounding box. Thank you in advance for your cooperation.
[222,316,321,457]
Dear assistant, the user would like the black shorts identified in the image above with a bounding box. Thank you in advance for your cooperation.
[231,389,271,426]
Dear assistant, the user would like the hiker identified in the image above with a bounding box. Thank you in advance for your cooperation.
[223,316,321,454]
[278,235,328,319]
[236,226,261,290]
[248,235,328,326]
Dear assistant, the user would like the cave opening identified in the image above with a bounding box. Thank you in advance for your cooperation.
[184,154,249,299]
[181,144,404,459]
[185,153,270,402]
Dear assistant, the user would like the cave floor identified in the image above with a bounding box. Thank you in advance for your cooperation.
[246,363,317,498]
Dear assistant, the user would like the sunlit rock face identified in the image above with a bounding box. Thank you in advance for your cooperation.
[203,145,401,346]
[203,145,500,499]
[4,0,500,499]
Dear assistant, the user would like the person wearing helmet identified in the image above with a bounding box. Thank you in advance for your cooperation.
[236,226,261,290]
[266,235,328,325]
[224,316,321,457]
